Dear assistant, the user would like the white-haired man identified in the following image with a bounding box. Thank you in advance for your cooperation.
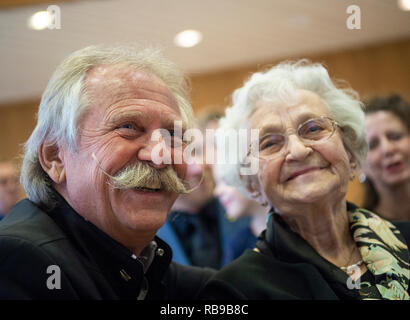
[0,44,214,299]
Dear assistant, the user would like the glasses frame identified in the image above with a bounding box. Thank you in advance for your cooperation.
[248,116,340,160]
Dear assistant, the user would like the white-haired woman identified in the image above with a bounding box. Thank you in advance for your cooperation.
[200,60,410,300]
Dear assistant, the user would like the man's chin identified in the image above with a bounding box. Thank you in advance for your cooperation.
[118,207,169,232]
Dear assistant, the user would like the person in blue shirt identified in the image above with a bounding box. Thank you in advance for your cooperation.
[213,161,269,264]
[157,112,250,269]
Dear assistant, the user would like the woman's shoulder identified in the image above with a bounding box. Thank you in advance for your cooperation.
[392,220,410,245]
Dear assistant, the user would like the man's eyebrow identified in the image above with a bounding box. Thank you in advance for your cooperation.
[106,110,187,131]
[105,110,145,124]
[162,117,187,132]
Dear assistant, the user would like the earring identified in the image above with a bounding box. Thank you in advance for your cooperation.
[359,173,366,183]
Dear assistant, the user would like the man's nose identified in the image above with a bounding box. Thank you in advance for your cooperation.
[284,135,312,162]
[137,140,169,170]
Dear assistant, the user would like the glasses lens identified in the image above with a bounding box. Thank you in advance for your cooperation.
[298,118,334,142]
[258,134,285,157]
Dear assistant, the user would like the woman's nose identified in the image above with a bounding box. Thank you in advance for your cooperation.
[380,137,395,157]
[284,135,312,162]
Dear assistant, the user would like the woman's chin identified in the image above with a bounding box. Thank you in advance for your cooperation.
[281,183,345,206]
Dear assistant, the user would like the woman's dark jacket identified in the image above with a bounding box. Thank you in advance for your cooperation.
[200,204,410,300]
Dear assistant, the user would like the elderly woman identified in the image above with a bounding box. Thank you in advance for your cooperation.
[200,61,410,300]
[361,95,410,221]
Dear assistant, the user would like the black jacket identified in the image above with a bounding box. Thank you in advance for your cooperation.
[0,197,215,299]
[200,206,410,300]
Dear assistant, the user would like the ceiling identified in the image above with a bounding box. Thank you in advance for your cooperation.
[0,0,409,104]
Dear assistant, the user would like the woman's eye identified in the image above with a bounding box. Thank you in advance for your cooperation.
[368,139,379,150]
[387,132,403,141]
[259,135,283,151]
[304,123,324,133]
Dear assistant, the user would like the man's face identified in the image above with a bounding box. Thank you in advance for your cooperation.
[58,65,187,245]
[0,162,20,214]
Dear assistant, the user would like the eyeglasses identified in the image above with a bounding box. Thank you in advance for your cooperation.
[248,116,340,160]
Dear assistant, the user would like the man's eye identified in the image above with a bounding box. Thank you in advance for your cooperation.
[119,123,134,130]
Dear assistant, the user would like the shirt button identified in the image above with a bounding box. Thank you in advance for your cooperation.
[156,248,164,257]
[120,269,132,281]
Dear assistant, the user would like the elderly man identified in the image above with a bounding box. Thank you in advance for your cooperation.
[0,44,214,299]
[0,161,21,218]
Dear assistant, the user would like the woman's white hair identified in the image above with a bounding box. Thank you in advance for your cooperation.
[217,59,368,196]
[21,43,194,210]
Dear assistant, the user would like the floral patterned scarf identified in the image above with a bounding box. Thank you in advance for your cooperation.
[349,207,410,300]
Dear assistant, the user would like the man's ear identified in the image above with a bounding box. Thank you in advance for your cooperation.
[240,174,268,206]
[38,141,66,184]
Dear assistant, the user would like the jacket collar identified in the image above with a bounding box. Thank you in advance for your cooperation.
[264,207,351,285]
[48,192,172,299]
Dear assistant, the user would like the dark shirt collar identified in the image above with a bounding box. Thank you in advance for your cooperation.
[48,192,172,299]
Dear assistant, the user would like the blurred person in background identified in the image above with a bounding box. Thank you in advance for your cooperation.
[157,112,249,269]
[213,163,269,264]
[361,95,410,221]
[0,161,21,219]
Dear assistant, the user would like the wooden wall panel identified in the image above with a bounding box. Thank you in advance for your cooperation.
[1,38,409,205]
[0,99,39,165]
[190,38,410,113]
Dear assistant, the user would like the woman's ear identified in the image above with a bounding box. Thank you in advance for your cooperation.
[346,150,358,181]
[38,141,66,185]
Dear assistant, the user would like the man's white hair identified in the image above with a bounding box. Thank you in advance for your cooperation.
[21,44,195,210]
[217,59,368,196]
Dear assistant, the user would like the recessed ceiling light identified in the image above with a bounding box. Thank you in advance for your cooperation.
[28,11,53,30]
[174,29,202,48]
[398,0,410,11]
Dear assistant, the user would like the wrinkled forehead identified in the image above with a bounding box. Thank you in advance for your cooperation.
[248,89,330,131]
[83,64,180,114]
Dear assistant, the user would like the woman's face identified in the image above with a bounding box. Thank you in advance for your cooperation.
[248,90,354,211]
[363,111,410,188]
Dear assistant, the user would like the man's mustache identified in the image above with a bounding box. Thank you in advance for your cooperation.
[91,153,189,194]
[111,162,188,194]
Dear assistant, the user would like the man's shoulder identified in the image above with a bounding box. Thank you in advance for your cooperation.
[0,199,66,246]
